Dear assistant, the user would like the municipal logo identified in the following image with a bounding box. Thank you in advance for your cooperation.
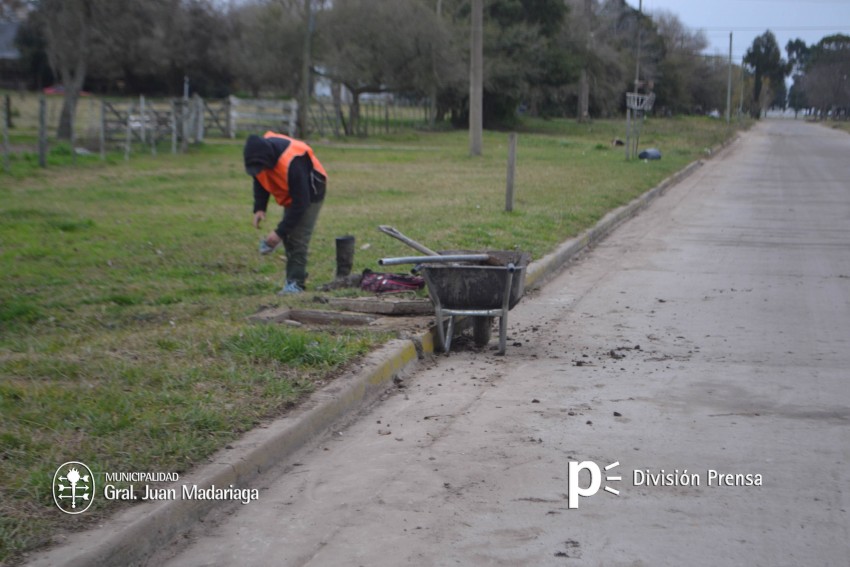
[53,461,95,514]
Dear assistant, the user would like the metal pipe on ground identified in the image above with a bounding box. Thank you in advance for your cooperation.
[379,254,490,266]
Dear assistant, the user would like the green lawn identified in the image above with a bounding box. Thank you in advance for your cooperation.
[0,115,745,562]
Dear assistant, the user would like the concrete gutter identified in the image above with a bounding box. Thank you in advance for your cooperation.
[26,141,735,567]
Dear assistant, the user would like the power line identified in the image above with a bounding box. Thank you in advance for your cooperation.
[731,0,850,3]
[700,25,850,32]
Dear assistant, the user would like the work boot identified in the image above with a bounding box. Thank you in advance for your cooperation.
[335,235,355,279]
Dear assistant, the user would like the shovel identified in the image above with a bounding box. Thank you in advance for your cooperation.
[377,225,440,256]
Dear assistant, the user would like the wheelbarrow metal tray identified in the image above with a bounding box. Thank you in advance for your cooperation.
[421,263,528,311]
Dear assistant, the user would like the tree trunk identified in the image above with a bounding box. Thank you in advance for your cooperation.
[349,93,360,136]
[578,68,590,122]
[58,90,79,140]
[57,57,87,140]
[332,81,345,135]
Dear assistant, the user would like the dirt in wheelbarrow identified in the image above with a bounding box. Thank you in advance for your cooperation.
[440,249,532,267]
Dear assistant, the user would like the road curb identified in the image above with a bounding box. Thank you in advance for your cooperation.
[26,143,731,567]
[28,336,436,567]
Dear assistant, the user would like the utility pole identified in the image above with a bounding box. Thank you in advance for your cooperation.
[577,0,592,122]
[429,0,443,129]
[726,32,733,124]
[626,0,642,161]
[739,65,745,119]
[298,0,314,138]
[469,0,483,156]
[634,0,642,91]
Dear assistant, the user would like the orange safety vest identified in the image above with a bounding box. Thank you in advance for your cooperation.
[254,131,327,207]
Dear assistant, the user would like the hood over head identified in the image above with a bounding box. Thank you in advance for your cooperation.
[243,135,277,176]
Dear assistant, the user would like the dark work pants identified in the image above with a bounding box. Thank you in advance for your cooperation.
[283,200,323,289]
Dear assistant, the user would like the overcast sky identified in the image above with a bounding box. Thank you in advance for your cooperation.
[629,0,850,63]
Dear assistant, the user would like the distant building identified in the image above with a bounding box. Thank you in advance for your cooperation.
[0,20,20,59]
[0,20,23,88]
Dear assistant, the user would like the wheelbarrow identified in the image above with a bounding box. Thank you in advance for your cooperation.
[380,250,531,354]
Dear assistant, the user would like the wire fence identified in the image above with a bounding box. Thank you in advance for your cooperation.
[310,97,431,137]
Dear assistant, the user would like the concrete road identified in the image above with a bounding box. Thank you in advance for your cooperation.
[156,120,850,567]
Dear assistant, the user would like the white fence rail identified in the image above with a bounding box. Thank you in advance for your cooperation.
[228,96,298,138]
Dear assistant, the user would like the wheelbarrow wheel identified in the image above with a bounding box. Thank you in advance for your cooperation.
[472,317,493,347]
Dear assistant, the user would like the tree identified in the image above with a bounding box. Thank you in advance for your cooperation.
[37,0,103,139]
[801,34,850,118]
[489,0,572,122]
[86,0,178,94]
[229,1,304,98]
[161,0,234,98]
[13,13,53,89]
[651,10,709,113]
[316,0,449,134]
[442,0,573,125]
[0,0,27,20]
[786,38,810,76]
[590,0,655,117]
[743,30,788,118]
[786,38,810,117]
[788,74,807,117]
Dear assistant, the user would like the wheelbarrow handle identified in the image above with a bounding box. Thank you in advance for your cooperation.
[377,225,441,256]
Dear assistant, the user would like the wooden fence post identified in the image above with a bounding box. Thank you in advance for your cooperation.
[194,94,204,142]
[124,103,132,161]
[99,100,106,160]
[171,100,177,154]
[151,115,157,156]
[225,96,233,138]
[70,98,76,166]
[505,133,517,212]
[146,95,156,156]
[289,101,298,137]
[2,96,9,173]
[140,95,146,145]
[38,95,47,168]
[4,94,12,128]
[181,99,188,153]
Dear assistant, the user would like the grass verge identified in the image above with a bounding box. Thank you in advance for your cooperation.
[0,115,745,563]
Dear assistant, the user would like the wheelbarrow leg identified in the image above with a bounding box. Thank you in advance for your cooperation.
[445,316,456,353]
[433,302,446,353]
[432,302,455,354]
[497,269,515,355]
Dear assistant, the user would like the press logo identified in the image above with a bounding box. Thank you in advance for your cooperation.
[567,460,621,509]
[53,461,95,514]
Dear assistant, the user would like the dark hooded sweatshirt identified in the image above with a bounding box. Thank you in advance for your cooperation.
[244,134,319,238]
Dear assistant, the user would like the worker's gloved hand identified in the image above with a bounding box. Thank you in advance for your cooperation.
[258,237,278,255]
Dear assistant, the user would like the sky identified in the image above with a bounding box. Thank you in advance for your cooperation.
[629,0,850,64]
